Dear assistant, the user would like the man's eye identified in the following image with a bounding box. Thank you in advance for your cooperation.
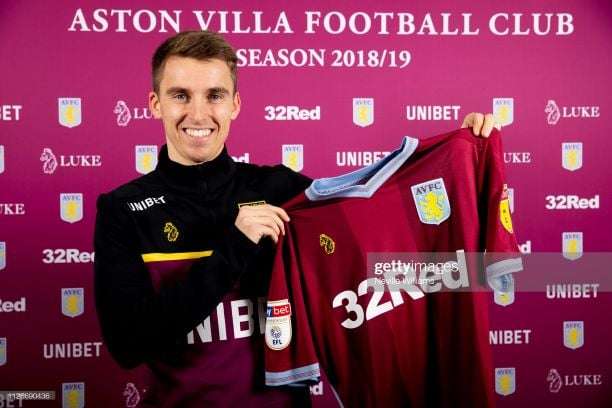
[209,94,223,101]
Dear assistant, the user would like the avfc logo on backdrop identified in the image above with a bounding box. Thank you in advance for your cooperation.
[411,178,451,225]
[353,98,374,127]
[563,321,584,350]
[562,232,583,260]
[58,98,82,128]
[282,145,304,172]
[135,145,158,174]
[62,382,85,408]
[60,193,83,223]
[493,98,514,127]
[494,284,515,307]
[62,288,84,318]
[0,145,5,174]
[0,337,6,366]
[562,143,583,171]
[0,241,6,270]
[495,367,516,396]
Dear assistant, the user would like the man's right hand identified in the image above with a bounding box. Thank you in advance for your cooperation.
[234,204,289,244]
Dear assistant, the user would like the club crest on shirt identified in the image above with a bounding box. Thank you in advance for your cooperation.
[563,321,584,350]
[265,299,292,351]
[495,367,516,396]
[319,234,335,254]
[500,184,513,233]
[411,178,451,225]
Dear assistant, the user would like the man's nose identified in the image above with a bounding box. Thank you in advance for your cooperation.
[188,98,210,122]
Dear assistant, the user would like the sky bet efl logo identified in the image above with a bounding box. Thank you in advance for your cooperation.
[58,98,82,128]
[265,299,292,351]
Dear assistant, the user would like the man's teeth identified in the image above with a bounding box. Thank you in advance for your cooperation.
[185,128,212,138]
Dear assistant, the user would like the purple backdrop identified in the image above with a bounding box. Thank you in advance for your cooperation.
[1,0,611,406]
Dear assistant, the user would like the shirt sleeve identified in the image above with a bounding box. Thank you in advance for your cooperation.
[264,222,321,386]
[93,192,260,369]
[478,130,523,292]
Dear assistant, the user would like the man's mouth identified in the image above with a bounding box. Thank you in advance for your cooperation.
[184,128,212,138]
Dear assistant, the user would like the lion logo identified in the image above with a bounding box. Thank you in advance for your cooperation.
[40,147,58,174]
[319,234,335,254]
[547,369,562,393]
[545,100,561,125]
[164,222,179,242]
[114,100,132,127]
[123,383,141,408]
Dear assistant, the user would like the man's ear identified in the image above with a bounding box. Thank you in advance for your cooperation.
[231,91,241,120]
[149,92,162,119]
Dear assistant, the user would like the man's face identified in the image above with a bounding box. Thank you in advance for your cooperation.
[149,56,241,166]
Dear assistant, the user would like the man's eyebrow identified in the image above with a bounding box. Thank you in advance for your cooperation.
[165,86,189,95]
[208,86,231,95]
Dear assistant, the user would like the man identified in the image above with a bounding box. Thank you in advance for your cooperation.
[93,30,500,407]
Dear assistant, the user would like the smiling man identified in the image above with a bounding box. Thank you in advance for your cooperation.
[93,30,500,407]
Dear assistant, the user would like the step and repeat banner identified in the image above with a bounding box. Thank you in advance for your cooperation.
[1,0,611,406]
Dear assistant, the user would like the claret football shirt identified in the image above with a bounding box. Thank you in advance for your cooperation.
[264,128,522,407]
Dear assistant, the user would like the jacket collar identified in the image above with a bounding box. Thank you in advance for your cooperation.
[156,144,236,193]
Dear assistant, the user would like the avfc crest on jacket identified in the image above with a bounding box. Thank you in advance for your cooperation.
[563,321,584,349]
[58,98,82,128]
[411,178,451,225]
[62,382,85,408]
[495,367,516,396]
[62,288,84,318]
[135,145,158,174]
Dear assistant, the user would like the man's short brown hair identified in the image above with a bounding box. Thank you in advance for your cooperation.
[152,30,238,94]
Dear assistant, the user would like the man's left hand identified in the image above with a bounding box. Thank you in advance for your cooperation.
[461,113,501,138]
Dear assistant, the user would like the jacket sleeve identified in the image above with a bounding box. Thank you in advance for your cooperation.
[93,192,260,369]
